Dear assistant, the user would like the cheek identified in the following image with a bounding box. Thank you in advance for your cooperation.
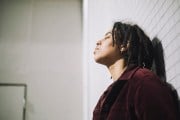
[94,47,119,62]
[102,45,119,57]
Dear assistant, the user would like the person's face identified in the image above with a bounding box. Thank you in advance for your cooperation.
[94,31,121,66]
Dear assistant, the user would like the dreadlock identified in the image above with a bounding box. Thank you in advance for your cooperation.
[112,22,153,69]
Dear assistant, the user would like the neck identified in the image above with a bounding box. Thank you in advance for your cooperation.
[107,59,127,81]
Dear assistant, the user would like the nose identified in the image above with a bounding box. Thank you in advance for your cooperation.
[96,40,101,46]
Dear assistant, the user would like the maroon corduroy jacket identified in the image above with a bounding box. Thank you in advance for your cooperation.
[93,66,178,120]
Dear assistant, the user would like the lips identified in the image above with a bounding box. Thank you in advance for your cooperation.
[94,48,99,54]
[95,47,99,50]
[94,50,97,54]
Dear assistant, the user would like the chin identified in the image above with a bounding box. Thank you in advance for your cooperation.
[94,57,100,63]
[94,56,101,62]
[94,57,106,65]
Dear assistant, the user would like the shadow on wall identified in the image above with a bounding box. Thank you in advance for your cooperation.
[152,37,180,119]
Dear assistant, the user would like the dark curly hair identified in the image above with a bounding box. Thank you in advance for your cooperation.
[112,22,153,69]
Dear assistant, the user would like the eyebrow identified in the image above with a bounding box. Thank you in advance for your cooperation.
[105,32,112,36]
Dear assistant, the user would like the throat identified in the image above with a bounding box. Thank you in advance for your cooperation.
[108,59,127,81]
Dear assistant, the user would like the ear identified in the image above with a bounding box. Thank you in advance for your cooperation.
[120,41,130,53]
[120,47,127,52]
[120,46,128,53]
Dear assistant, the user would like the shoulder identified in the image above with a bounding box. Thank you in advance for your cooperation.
[123,67,178,120]
[129,67,167,93]
[134,67,157,80]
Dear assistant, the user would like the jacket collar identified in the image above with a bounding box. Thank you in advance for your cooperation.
[118,64,140,81]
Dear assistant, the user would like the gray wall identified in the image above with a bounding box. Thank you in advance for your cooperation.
[83,0,180,119]
[0,0,82,120]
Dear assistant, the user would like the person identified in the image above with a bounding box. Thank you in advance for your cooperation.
[93,22,179,120]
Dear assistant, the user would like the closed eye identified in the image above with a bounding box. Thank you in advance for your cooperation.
[104,34,112,40]
[105,36,110,39]
[104,31,112,40]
